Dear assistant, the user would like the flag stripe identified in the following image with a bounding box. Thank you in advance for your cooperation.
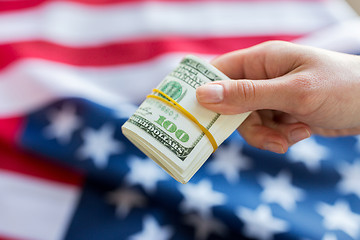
[0,1,351,47]
[0,169,80,240]
[0,143,83,186]
[296,18,360,53]
[0,54,184,116]
[0,235,23,240]
[0,0,329,13]
[0,117,23,145]
[0,35,300,69]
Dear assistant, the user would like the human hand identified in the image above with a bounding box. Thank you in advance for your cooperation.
[196,41,360,153]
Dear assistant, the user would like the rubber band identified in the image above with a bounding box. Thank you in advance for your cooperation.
[147,88,218,152]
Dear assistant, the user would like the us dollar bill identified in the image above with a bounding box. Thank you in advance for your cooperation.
[122,55,250,183]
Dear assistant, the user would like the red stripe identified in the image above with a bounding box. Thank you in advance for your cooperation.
[0,35,301,69]
[0,0,327,12]
[0,236,23,240]
[0,141,84,186]
[0,117,24,145]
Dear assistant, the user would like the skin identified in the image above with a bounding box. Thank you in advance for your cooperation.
[196,41,360,154]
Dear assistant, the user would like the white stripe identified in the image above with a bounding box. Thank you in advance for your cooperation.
[0,170,80,240]
[0,0,355,46]
[1,11,360,118]
[0,53,207,116]
[296,17,360,53]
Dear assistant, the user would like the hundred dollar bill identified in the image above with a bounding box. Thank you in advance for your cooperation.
[122,55,250,183]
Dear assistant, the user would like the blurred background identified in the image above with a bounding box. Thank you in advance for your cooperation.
[0,1,359,240]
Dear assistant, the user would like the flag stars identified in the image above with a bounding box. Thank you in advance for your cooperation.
[337,159,360,198]
[236,205,289,240]
[179,180,226,217]
[184,214,227,240]
[125,156,169,193]
[77,124,123,168]
[259,171,305,211]
[287,138,329,171]
[128,216,173,240]
[43,104,81,144]
[113,102,137,119]
[322,233,338,240]
[106,187,147,218]
[207,142,252,184]
[317,200,360,239]
[354,135,360,152]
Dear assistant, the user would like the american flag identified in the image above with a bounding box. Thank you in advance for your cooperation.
[0,1,360,240]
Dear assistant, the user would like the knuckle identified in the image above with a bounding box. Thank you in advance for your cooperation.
[257,40,292,52]
[234,80,256,104]
[221,80,256,113]
[290,73,320,116]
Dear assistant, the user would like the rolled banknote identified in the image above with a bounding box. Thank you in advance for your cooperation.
[122,55,250,183]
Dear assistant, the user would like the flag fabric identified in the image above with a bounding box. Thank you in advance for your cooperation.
[0,1,360,240]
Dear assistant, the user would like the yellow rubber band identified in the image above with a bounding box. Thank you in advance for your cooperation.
[147,88,218,152]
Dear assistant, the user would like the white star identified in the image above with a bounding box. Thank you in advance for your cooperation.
[114,102,137,118]
[207,142,252,184]
[129,215,173,240]
[317,200,360,239]
[125,156,168,193]
[236,205,288,240]
[337,159,360,198]
[77,124,123,168]
[288,138,329,171]
[322,233,337,240]
[184,214,227,240]
[259,171,305,211]
[43,104,81,144]
[179,180,226,217]
[355,135,360,152]
[106,187,147,218]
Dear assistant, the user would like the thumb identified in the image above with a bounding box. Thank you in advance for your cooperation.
[196,78,293,114]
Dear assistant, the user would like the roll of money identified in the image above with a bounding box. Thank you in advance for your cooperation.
[122,55,250,184]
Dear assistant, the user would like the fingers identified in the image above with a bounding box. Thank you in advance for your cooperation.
[238,111,311,154]
[197,41,324,116]
[310,126,360,137]
[237,112,288,154]
[211,41,303,80]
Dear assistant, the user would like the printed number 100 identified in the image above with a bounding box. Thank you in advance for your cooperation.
[155,115,189,143]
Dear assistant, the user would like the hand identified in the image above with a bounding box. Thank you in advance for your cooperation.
[196,41,360,153]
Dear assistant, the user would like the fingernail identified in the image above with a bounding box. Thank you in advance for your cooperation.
[264,142,285,154]
[196,84,224,103]
[289,128,311,143]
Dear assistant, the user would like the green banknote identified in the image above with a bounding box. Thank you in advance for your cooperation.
[122,55,250,183]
